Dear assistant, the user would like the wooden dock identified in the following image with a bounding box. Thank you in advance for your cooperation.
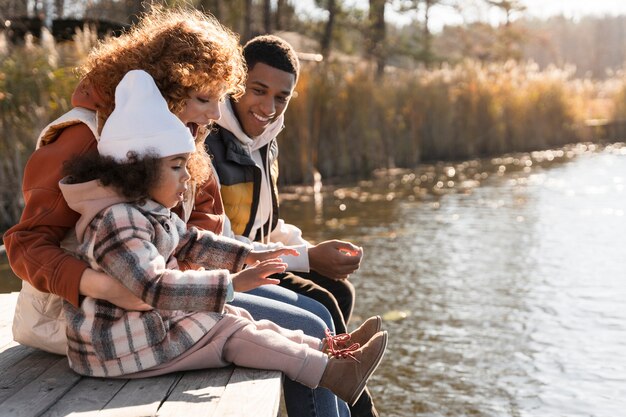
[0,292,282,417]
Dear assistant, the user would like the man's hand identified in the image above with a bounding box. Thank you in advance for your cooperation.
[308,240,363,280]
[79,268,152,311]
[231,259,284,293]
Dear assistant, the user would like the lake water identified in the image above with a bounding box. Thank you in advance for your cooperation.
[2,143,625,416]
[279,143,626,417]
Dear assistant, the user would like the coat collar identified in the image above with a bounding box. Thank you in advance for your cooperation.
[135,199,172,218]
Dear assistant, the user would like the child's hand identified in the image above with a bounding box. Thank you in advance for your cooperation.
[231,259,285,293]
[246,247,299,264]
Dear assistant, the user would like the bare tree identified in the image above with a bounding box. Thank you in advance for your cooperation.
[275,0,286,30]
[199,0,223,20]
[263,0,271,33]
[125,0,145,24]
[368,0,386,77]
[242,0,252,41]
[421,0,435,65]
[485,0,525,27]
[320,0,337,58]
[0,0,28,19]
[31,0,45,17]
[394,0,450,66]
[53,0,64,18]
[485,0,526,60]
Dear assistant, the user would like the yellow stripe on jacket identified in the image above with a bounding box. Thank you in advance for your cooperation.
[221,182,255,236]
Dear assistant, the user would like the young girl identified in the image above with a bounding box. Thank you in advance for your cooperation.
[59,70,387,406]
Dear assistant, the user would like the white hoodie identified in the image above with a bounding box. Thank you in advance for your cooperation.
[215,99,310,272]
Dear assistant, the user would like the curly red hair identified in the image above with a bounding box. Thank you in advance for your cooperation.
[79,6,245,120]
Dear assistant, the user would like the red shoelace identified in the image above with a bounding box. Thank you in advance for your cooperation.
[324,328,361,362]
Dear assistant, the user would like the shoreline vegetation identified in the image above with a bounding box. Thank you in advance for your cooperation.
[2,29,626,233]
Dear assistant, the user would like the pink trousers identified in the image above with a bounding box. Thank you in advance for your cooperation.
[123,305,328,388]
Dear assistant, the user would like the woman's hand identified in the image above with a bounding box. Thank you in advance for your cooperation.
[230,259,285,293]
[245,247,299,265]
[79,268,152,311]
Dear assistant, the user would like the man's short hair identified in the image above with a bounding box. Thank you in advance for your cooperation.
[243,35,300,78]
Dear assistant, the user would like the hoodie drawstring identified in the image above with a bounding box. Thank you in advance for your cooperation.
[248,142,273,245]
[264,143,273,245]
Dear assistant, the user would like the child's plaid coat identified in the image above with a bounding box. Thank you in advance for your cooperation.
[63,198,251,377]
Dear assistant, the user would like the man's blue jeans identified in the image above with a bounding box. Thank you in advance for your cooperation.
[232,285,350,417]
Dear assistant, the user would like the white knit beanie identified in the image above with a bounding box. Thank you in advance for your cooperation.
[98,70,195,161]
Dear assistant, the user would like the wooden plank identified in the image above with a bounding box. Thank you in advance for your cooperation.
[0,349,64,403]
[94,374,180,417]
[0,356,81,417]
[156,366,234,417]
[40,377,127,417]
[0,344,36,375]
[213,368,282,417]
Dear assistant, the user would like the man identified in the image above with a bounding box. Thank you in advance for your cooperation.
[205,35,379,417]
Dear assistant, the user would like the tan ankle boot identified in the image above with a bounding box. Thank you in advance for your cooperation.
[348,315,382,347]
[322,315,382,353]
[319,330,388,406]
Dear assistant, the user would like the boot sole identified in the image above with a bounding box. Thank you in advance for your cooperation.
[348,331,388,406]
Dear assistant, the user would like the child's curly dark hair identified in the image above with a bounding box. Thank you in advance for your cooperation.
[63,151,162,201]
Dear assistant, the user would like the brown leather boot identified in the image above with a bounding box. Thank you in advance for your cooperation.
[322,315,382,353]
[319,330,388,406]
